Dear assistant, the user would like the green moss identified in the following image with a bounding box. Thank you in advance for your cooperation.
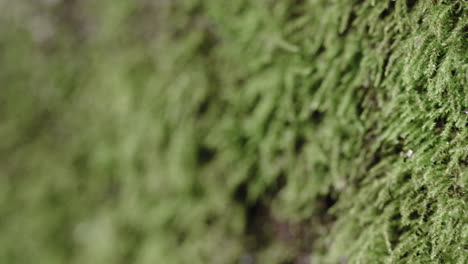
[0,0,466,263]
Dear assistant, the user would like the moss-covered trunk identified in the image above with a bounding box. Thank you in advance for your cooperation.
[0,0,466,263]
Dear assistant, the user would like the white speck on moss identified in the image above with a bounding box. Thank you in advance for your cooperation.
[405,149,414,158]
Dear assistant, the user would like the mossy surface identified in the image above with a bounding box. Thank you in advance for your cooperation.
[0,0,467,263]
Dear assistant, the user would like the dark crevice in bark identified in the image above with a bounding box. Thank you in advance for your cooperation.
[239,184,338,263]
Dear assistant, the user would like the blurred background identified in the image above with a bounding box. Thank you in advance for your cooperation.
[1,1,217,263]
[1,1,325,263]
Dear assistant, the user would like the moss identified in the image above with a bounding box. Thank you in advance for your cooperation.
[0,0,466,263]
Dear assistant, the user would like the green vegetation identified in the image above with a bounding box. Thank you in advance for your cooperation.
[0,0,466,263]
